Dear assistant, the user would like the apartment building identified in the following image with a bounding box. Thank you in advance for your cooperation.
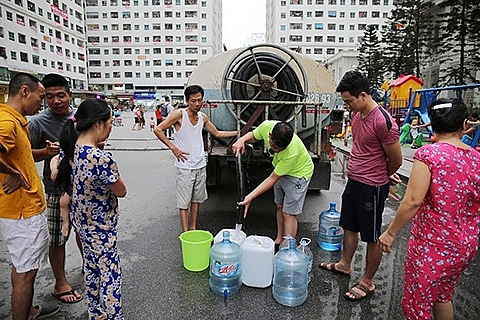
[84,0,222,101]
[265,0,395,64]
[0,0,88,103]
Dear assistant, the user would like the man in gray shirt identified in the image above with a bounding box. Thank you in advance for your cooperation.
[29,73,83,304]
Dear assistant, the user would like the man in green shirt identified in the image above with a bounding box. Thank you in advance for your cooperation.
[232,120,313,247]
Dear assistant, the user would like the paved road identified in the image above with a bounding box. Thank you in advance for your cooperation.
[0,111,478,319]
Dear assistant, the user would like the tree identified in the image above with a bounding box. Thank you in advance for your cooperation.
[381,0,434,78]
[436,0,480,85]
[358,25,385,90]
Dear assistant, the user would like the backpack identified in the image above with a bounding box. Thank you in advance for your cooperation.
[161,103,169,117]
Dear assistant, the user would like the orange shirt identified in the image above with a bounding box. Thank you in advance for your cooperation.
[0,104,46,219]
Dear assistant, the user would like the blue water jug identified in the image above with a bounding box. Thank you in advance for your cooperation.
[272,238,309,307]
[317,202,344,251]
[209,231,242,297]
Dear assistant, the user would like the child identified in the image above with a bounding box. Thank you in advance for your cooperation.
[150,116,155,131]
[56,99,127,319]
[50,154,71,237]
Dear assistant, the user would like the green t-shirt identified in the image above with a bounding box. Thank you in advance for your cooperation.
[252,120,314,180]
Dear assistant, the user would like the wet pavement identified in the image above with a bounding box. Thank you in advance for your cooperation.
[0,110,478,319]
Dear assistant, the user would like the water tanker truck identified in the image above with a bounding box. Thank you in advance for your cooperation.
[187,44,342,191]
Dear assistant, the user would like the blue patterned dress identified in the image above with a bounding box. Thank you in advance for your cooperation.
[71,144,123,319]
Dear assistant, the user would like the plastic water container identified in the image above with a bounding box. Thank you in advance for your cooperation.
[278,234,295,251]
[213,228,246,246]
[241,235,274,288]
[297,238,313,283]
[272,238,309,307]
[317,202,344,251]
[209,231,242,296]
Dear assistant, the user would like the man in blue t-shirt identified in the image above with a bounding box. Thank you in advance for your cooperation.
[232,120,313,248]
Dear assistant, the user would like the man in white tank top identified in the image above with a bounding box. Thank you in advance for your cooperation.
[154,85,236,232]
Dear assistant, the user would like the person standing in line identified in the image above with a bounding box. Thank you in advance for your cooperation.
[154,85,236,232]
[379,98,480,320]
[56,99,127,319]
[319,70,402,301]
[0,72,60,319]
[232,121,313,248]
[28,73,83,304]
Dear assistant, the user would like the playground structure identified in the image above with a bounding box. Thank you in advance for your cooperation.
[380,73,480,148]
[401,84,480,148]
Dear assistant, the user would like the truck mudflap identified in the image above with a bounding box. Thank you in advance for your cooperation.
[308,158,331,191]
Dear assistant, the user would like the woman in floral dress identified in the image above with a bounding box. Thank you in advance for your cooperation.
[56,99,127,319]
[378,98,480,320]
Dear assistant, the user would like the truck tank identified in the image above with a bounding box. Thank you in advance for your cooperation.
[187,44,341,191]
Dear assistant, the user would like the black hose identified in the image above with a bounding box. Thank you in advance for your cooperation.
[230,52,304,126]
[235,153,246,225]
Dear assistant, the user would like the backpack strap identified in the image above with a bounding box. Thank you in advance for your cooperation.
[378,106,392,131]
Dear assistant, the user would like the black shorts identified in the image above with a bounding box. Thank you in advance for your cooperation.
[339,178,390,242]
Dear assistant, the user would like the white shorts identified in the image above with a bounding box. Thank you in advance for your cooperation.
[0,212,49,273]
[176,167,208,209]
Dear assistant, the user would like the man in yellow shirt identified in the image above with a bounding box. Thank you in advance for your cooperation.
[0,73,59,320]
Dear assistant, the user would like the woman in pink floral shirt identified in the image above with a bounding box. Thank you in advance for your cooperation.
[378,98,480,320]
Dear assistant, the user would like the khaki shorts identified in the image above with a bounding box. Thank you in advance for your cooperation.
[0,211,49,273]
[176,167,208,209]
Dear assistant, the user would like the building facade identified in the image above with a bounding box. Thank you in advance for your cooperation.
[84,0,222,102]
[265,0,394,65]
[0,0,88,103]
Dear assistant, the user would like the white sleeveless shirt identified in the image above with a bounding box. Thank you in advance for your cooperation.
[174,108,206,169]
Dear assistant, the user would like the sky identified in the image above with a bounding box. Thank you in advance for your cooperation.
[222,0,266,50]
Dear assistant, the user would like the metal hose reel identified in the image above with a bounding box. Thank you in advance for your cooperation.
[221,44,308,127]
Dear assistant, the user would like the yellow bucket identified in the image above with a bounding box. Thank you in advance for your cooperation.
[179,230,213,271]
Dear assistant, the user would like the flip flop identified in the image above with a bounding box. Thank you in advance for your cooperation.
[344,282,375,301]
[319,262,351,276]
[31,305,60,320]
[52,289,83,304]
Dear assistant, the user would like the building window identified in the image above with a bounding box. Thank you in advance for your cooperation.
[20,52,28,62]
[314,48,322,54]
[326,48,335,54]
[315,23,323,30]
[359,11,367,18]
[328,11,336,17]
[327,24,336,30]
[350,12,355,18]
[315,11,323,17]
[327,36,335,42]
[372,11,380,18]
